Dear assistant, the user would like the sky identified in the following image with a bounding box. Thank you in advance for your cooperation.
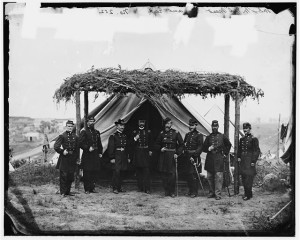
[6,3,294,123]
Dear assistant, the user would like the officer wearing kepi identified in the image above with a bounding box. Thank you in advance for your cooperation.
[238,122,260,200]
[202,120,232,200]
[108,119,131,194]
[133,120,153,194]
[79,116,103,194]
[54,120,79,197]
[183,118,204,198]
[154,117,184,197]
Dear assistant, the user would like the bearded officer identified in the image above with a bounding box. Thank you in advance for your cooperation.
[79,116,103,194]
[133,120,153,194]
[155,117,184,197]
[238,122,260,200]
[183,118,204,198]
[54,120,79,197]
[202,120,232,200]
[108,119,131,194]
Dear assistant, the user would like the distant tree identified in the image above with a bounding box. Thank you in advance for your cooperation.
[39,121,51,133]
[50,119,59,133]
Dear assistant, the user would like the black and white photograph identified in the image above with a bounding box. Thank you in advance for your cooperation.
[4,1,296,236]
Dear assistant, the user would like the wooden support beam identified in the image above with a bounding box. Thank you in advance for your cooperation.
[277,114,281,159]
[224,94,230,138]
[234,86,241,195]
[75,91,81,190]
[224,94,231,191]
[84,91,89,130]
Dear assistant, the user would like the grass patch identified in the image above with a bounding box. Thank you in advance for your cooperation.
[9,163,59,187]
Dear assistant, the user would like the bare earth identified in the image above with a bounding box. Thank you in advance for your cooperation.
[6,178,292,235]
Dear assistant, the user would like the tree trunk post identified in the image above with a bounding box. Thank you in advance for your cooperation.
[84,91,89,130]
[234,83,241,195]
[75,90,81,190]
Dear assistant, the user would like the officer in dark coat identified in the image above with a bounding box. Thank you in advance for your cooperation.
[133,120,153,194]
[183,118,204,198]
[54,120,79,196]
[154,117,184,197]
[238,122,260,200]
[108,119,131,194]
[202,120,232,200]
[79,116,103,194]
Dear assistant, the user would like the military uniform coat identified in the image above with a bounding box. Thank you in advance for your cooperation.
[54,131,79,172]
[183,129,204,174]
[108,131,131,171]
[154,128,184,173]
[202,132,232,173]
[79,127,103,171]
[237,134,260,176]
[133,129,153,168]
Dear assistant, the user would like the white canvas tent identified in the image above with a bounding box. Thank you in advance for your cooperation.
[88,93,211,151]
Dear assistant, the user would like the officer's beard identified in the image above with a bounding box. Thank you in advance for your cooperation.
[212,128,218,134]
[89,124,95,129]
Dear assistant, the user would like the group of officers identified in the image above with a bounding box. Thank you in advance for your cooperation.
[54,116,260,201]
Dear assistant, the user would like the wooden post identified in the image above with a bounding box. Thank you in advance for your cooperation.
[224,94,230,138]
[84,91,89,130]
[277,114,281,159]
[224,94,231,190]
[75,90,81,190]
[234,84,241,195]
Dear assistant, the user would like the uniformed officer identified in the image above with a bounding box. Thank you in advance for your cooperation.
[54,120,79,197]
[202,120,232,200]
[108,119,131,194]
[155,117,184,197]
[238,122,260,200]
[133,120,153,194]
[183,118,204,198]
[79,116,103,194]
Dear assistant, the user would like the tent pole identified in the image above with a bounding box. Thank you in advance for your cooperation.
[234,84,240,195]
[75,90,81,190]
[84,91,89,130]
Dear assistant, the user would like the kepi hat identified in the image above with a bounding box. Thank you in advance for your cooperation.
[66,120,74,126]
[189,118,198,125]
[243,122,251,129]
[211,120,219,127]
[115,119,125,125]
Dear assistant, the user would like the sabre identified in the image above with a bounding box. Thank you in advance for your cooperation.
[174,155,179,197]
[190,157,205,195]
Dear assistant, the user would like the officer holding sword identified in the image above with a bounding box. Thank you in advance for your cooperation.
[183,118,204,198]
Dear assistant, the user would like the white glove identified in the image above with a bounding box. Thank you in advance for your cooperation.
[89,146,94,152]
[208,146,214,151]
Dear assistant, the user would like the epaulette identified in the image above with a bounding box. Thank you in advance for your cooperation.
[80,128,86,133]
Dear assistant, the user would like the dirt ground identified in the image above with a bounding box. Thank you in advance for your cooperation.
[6,168,293,236]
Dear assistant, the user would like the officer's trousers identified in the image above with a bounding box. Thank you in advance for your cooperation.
[161,172,176,195]
[207,171,223,197]
[187,172,198,195]
[112,169,123,191]
[136,167,150,191]
[241,174,255,198]
[83,170,97,192]
[60,170,74,195]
